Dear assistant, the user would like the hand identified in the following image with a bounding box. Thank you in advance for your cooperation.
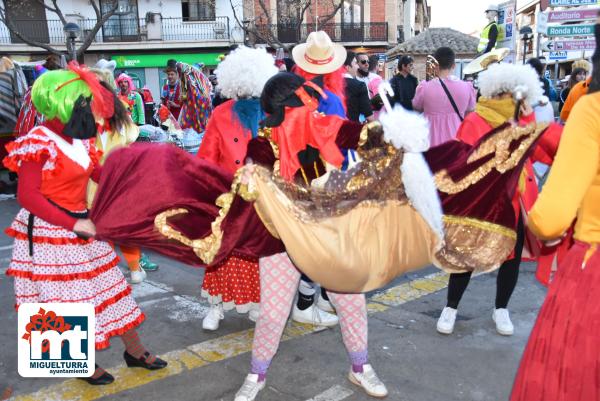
[240,164,256,185]
[73,219,96,238]
[520,102,534,118]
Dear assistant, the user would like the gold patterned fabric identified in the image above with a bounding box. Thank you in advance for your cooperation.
[252,166,439,292]
[433,215,517,274]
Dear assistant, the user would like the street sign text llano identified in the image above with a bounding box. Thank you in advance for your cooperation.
[543,39,596,51]
[547,24,594,36]
[549,0,598,6]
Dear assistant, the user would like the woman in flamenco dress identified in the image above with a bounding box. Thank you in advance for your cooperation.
[3,63,166,385]
[510,18,600,401]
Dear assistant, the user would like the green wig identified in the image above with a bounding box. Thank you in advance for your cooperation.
[32,69,93,124]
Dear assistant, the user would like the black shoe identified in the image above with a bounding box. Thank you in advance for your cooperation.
[124,351,167,370]
[79,365,114,385]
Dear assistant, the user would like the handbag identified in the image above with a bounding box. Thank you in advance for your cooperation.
[439,78,463,122]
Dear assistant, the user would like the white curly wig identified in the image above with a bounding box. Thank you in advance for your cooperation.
[215,46,279,100]
[478,63,546,104]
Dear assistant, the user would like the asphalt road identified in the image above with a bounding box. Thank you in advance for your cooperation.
[0,197,547,401]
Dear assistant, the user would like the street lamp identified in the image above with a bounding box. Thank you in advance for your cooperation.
[519,26,533,65]
[242,19,250,46]
[63,22,81,61]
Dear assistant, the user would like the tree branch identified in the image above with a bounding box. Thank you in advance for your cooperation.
[318,0,343,26]
[0,6,62,55]
[77,1,118,57]
[90,0,102,19]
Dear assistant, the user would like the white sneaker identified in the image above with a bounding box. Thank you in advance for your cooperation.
[234,373,265,401]
[348,364,388,398]
[316,296,335,313]
[202,304,224,331]
[493,308,514,336]
[292,304,339,327]
[436,307,457,334]
[130,269,147,284]
[248,309,259,322]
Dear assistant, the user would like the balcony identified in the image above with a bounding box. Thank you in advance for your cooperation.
[254,22,389,44]
[0,16,231,45]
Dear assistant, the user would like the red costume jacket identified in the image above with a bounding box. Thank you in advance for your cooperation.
[456,111,563,268]
[197,100,253,174]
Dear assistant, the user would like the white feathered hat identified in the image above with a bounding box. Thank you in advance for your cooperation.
[215,46,279,100]
[477,63,546,104]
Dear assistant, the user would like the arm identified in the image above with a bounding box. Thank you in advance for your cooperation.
[528,96,599,239]
[18,158,77,230]
[134,94,145,125]
[196,112,222,162]
[484,24,498,53]
[357,82,373,120]
[412,83,425,112]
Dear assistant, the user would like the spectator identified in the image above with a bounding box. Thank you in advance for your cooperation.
[389,55,419,110]
[366,54,383,98]
[412,47,476,146]
[343,51,373,122]
[559,67,587,112]
[355,52,381,95]
[161,59,182,120]
[527,58,551,99]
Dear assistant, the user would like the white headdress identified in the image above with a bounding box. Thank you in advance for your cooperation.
[478,63,546,104]
[215,46,279,100]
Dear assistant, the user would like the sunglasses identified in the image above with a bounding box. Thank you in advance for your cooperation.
[358,60,369,64]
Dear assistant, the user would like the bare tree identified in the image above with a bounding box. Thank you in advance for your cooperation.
[229,0,343,50]
[0,0,119,59]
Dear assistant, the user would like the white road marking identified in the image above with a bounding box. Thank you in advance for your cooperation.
[0,244,14,251]
[305,385,354,401]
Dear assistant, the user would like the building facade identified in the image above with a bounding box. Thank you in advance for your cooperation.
[242,0,429,55]
[0,0,244,98]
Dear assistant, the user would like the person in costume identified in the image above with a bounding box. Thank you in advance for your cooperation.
[560,58,594,122]
[196,46,278,331]
[510,18,600,401]
[3,63,166,385]
[287,30,348,325]
[479,4,500,55]
[435,62,562,337]
[88,74,158,283]
[170,61,213,133]
[161,59,182,121]
[116,73,145,126]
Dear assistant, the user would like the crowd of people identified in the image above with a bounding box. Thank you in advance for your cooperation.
[1,9,600,401]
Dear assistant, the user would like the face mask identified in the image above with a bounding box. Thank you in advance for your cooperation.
[63,95,97,140]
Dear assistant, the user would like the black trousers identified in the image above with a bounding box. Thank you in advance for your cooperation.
[447,215,525,309]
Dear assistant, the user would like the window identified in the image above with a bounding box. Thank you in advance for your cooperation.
[101,0,140,42]
[182,0,216,21]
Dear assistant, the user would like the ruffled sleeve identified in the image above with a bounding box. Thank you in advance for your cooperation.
[85,138,103,169]
[3,128,61,177]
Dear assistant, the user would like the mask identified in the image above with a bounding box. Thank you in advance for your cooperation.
[63,95,97,140]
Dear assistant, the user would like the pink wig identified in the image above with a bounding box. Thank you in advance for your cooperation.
[116,73,136,91]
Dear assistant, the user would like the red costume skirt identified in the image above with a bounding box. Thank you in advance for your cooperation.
[201,253,260,313]
[6,209,145,350]
[511,241,600,401]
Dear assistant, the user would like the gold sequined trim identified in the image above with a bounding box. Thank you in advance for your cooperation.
[433,214,517,274]
[443,215,516,240]
[435,123,549,194]
[154,168,258,264]
[359,121,381,147]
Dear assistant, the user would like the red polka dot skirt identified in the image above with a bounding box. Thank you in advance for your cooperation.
[201,254,260,313]
[5,209,144,350]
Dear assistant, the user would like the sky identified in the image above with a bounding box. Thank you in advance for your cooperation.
[428,0,489,35]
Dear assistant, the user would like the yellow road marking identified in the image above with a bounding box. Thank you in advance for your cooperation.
[12,272,448,401]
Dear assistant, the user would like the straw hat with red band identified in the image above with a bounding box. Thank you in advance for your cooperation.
[292,31,347,75]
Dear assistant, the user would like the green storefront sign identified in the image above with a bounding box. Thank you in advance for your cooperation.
[114,53,223,69]
[547,24,595,36]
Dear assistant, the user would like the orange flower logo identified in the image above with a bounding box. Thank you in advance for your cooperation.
[22,307,72,353]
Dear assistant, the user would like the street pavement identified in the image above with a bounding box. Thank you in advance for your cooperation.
[0,197,547,401]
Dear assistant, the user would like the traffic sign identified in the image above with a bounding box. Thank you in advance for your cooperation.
[542,39,596,51]
[547,24,595,36]
[549,51,568,59]
[550,0,598,6]
[547,8,599,22]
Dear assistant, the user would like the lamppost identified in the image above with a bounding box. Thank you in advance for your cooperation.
[63,22,81,61]
[242,19,250,46]
[519,26,533,65]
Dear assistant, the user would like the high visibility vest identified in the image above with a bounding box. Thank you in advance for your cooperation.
[478,22,498,53]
